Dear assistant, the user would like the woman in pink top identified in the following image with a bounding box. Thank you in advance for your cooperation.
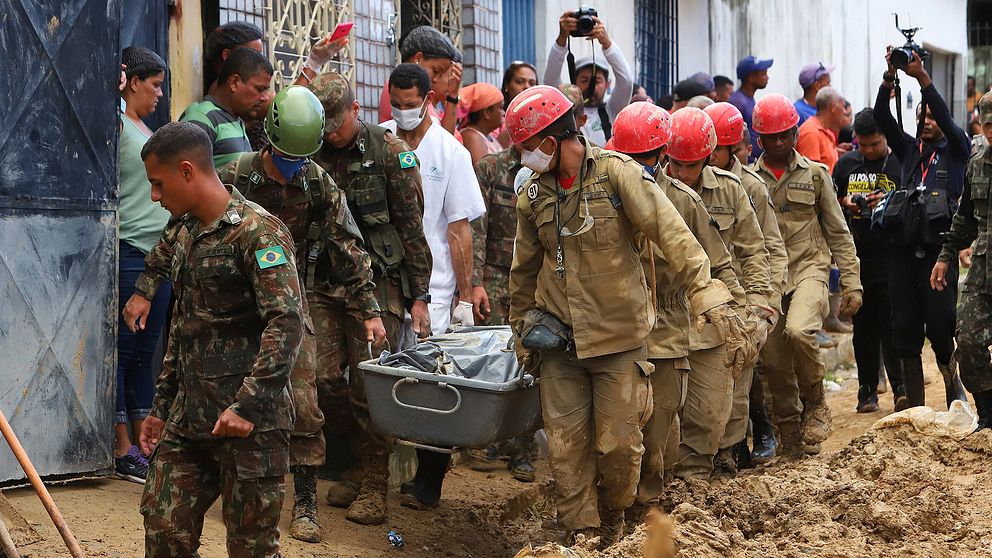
[457,83,504,165]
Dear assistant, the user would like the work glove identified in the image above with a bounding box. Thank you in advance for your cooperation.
[697,303,754,381]
[748,304,778,355]
[513,338,541,376]
[450,300,475,326]
[839,289,864,319]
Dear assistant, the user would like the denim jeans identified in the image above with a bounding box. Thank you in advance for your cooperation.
[117,241,171,424]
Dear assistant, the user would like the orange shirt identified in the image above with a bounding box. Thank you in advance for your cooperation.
[795,115,838,173]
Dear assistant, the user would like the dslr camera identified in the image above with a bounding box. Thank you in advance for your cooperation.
[889,14,929,71]
[569,7,598,37]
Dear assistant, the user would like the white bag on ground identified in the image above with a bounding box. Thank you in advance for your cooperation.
[870,399,978,441]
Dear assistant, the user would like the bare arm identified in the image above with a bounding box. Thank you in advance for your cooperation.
[446,218,474,299]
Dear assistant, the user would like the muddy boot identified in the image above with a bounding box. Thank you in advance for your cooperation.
[508,456,537,482]
[749,403,777,464]
[973,390,992,430]
[346,456,388,525]
[465,445,499,471]
[566,527,600,547]
[325,475,360,508]
[712,447,737,479]
[290,466,321,543]
[856,385,879,413]
[778,422,804,460]
[733,440,752,469]
[824,293,853,333]
[938,360,968,410]
[816,330,838,348]
[597,507,625,550]
[507,434,538,482]
[901,357,926,408]
[801,382,832,446]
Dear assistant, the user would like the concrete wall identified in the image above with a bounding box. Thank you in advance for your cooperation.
[679,0,969,131]
[535,0,637,88]
[462,0,503,86]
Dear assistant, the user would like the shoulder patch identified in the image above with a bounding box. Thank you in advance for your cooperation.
[255,246,288,269]
[398,151,418,169]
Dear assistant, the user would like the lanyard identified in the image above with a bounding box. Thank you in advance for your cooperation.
[918,144,939,186]
[553,162,586,279]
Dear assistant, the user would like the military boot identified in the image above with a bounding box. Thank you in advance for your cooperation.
[973,390,992,430]
[712,447,738,479]
[938,360,968,409]
[346,455,389,525]
[290,466,321,543]
[507,434,538,482]
[901,357,926,408]
[801,382,832,446]
[856,385,879,413]
[597,507,625,550]
[749,403,777,464]
[733,439,752,469]
[778,422,805,460]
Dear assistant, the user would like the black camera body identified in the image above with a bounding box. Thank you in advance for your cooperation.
[569,7,598,37]
[890,14,929,71]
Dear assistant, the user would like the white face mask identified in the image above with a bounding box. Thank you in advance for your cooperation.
[521,138,554,173]
[392,99,428,131]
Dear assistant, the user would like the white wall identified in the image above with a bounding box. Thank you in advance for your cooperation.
[678,0,968,131]
[535,0,637,88]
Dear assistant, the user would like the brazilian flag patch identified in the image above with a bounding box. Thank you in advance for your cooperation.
[255,246,287,269]
[398,151,418,169]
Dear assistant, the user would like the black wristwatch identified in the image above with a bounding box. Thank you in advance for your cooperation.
[413,293,431,304]
[445,95,459,105]
[882,71,896,83]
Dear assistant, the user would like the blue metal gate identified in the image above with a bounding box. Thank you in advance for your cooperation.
[635,0,679,99]
[0,0,121,481]
[502,0,536,66]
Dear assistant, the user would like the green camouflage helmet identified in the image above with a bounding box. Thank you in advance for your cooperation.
[979,91,992,126]
[264,85,325,157]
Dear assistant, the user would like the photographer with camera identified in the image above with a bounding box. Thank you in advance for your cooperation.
[873,44,970,411]
[542,8,634,146]
[834,108,905,413]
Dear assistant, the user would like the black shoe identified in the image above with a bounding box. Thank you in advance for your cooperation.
[900,358,926,407]
[508,457,536,482]
[115,446,148,484]
[974,390,992,430]
[750,404,777,464]
[732,440,752,470]
[856,386,879,413]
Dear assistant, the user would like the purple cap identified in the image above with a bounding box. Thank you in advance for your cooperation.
[798,62,835,88]
[736,56,774,80]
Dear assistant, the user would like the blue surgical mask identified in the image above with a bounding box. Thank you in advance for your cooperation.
[272,152,307,181]
[643,161,660,177]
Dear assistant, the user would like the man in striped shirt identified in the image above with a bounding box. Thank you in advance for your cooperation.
[181,48,272,168]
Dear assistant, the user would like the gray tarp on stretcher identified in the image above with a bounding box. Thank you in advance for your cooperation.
[377,326,522,385]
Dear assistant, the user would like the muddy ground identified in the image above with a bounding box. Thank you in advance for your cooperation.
[5,340,988,557]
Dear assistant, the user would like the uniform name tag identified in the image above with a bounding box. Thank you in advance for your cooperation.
[707,206,734,215]
[787,182,814,192]
[255,246,288,269]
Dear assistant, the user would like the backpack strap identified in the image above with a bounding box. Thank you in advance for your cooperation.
[234,152,257,194]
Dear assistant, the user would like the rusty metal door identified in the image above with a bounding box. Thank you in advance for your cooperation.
[0,0,121,481]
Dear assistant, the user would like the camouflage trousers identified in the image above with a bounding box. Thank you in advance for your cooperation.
[956,259,992,393]
[308,289,404,458]
[478,266,539,461]
[141,429,290,558]
[290,327,326,466]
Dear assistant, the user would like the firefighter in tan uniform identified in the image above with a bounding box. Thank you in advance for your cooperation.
[705,101,789,471]
[749,94,863,457]
[607,102,750,501]
[662,107,771,479]
[505,87,745,548]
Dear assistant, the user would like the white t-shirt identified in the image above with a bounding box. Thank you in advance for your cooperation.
[381,120,486,311]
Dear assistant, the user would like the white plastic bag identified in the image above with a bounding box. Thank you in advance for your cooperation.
[870,399,978,441]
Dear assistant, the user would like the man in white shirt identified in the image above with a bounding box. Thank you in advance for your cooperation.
[542,10,633,146]
[382,63,486,336]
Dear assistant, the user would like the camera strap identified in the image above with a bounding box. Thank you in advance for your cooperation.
[566,38,577,85]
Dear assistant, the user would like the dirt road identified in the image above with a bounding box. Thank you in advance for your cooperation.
[4,339,983,557]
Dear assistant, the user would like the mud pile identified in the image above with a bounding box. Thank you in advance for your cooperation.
[522,425,992,557]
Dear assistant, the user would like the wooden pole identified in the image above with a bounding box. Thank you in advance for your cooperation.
[0,512,20,558]
[0,409,85,558]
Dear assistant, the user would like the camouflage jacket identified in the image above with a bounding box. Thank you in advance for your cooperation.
[472,147,521,284]
[218,152,379,319]
[313,122,432,317]
[149,191,304,439]
[940,144,992,290]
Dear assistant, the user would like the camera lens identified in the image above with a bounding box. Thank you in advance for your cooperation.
[577,15,595,34]
[890,48,911,70]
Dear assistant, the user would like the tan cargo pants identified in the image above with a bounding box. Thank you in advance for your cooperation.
[761,278,829,428]
[719,363,755,450]
[637,357,688,504]
[675,344,733,479]
[540,346,653,530]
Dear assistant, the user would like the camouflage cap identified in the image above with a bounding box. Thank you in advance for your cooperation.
[308,72,353,133]
[558,83,585,117]
[980,91,992,126]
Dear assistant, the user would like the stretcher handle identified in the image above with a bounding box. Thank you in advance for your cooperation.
[391,377,462,415]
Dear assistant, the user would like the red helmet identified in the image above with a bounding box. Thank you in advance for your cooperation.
[752,94,799,135]
[604,138,615,150]
[704,102,745,146]
[667,107,717,162]
[611,102,672,153]
[505,85,574,144]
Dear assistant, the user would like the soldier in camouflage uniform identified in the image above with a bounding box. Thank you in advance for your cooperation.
[932,91,992,429]
[468,146,539,482]
[137,122,303,558]
[307,73,433,525]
